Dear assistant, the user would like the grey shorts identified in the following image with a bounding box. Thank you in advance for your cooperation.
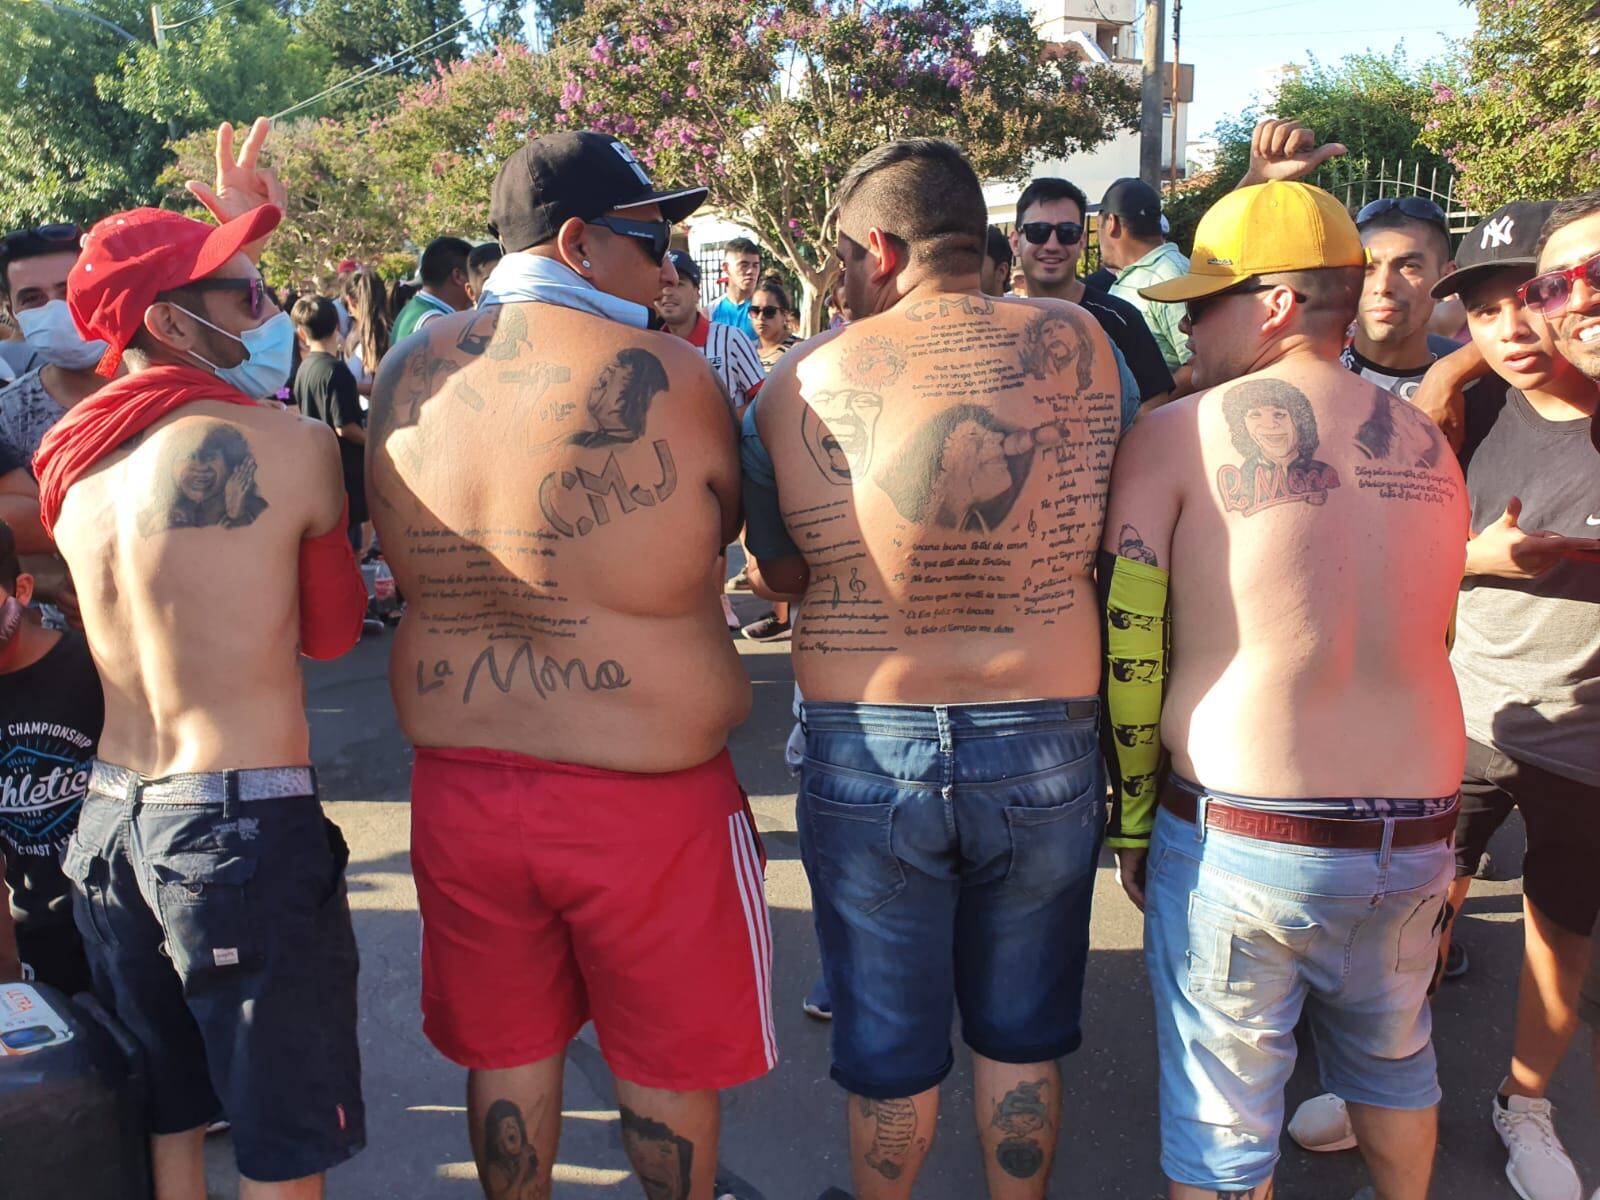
[64,763,365,1181]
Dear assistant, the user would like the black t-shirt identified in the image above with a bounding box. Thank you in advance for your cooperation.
[293,350,367,524]
[0,631,103,929]
[1078,287,1176,403]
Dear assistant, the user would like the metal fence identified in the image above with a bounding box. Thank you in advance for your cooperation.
[1310,158,1481,240]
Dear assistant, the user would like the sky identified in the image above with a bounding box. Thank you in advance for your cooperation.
[1170,0,1481,139]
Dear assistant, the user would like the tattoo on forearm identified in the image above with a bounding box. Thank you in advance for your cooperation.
[136,420,268,536]
[480,1098,544,1200]
[1216,380,1340,516]
[1116,523,1159,566]
[619,1106,694,1200]
[990,1078,1051,1180]
[569,349,668,447]
[858,1096,919,1180]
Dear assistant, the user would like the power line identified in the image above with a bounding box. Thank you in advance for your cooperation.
[1186,21,1476,38]
[270,0,497,122]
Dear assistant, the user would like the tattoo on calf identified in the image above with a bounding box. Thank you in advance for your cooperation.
[1216,380,1340,517]
[1116,523,1159,566]
[858,1096,919,1180]
[480,1098,543,1200]
[569,348,669,447]
[619,1105,694,1200]
[990,1078,1050,1180]
[137,420,268,536]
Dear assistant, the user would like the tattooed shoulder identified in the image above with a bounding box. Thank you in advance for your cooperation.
[136,420,269,537]
[1215,379,1340,517]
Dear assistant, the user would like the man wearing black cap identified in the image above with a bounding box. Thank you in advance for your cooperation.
[1289,201,1600,1200]
[656,248,765,414]
[1099,177,1192,386]
[368,130,772,1200]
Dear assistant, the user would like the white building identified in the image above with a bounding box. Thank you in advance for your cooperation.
[987,0,1195,225]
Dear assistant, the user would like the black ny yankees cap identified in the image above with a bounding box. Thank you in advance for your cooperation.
[1432,200,1557,300]
[489,131,708,252]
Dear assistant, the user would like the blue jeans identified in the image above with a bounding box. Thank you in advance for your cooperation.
[1144,783,1455,1191]
[798,698,1104,1099]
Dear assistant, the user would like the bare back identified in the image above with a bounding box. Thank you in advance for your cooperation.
[54,401,345,775]
[368,303,750,773]
[756,292,1121,703]
[1107,360,1468,796]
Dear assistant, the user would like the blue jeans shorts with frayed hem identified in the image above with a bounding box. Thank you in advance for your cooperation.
[797,698,1104,1100]
[1144,781,1454,1192]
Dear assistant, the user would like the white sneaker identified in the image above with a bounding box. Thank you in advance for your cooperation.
[1288,1092,1358,1152]
[1493,1093,1583,1200]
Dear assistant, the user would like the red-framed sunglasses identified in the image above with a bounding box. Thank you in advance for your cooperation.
[1519,250,1600,318]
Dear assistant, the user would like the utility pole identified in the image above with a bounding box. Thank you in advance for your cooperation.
[1139,0,1166,189]
[150,4,180,142]
[1169,0,1182,189]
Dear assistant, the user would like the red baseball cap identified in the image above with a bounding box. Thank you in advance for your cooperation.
[69,204,282,377]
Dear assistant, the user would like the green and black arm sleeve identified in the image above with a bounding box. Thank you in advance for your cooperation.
[1097,550,1171,851]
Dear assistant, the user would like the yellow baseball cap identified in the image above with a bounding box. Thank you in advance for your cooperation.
[1140,181,1364,303]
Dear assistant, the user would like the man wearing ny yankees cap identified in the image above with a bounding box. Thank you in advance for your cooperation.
[31,127,370,1195]
[367,130,773,1200]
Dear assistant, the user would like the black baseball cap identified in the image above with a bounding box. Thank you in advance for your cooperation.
[489,131,708,252]
[1100,177,1162,222]
[1432,200,1556,300]
[666,250,701,286]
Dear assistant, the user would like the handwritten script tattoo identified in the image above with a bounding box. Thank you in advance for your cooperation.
[844,335,906,387]
[858,1096,918,1180]
[1216,380,1340,516]
[1115,523,1158,566]
[569,348,668,447]
[480,1098,543,1200]
[137,420,268,536]
[619,1106,694,1200]
[876,404,1065,533]
[416,641,630,705]
[1021,309,1095,389]
[539,442,678,537]
[801,390,884,485]
[903,293,994,322]
[1353,390,1458,504]
[990,1078,1050,1180]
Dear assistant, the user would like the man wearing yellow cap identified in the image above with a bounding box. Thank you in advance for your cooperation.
[1097,180,1470,1200]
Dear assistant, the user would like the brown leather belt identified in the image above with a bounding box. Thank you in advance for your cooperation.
[1159,783,1457,850]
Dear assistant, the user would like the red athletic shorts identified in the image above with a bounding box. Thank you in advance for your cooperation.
[410,745,776,1090]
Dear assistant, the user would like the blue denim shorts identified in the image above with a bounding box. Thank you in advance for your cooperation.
[798,698,1104,1099]
[63,766,366,1182]
[1144,781,1455,1191]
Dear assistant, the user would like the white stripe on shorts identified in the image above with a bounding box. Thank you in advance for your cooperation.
[727,812,778,1068]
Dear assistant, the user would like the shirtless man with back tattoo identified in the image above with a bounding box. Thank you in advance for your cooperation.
[366,131,772,1200]
[742,138,1121,1200]
[1099,181,1468,1200]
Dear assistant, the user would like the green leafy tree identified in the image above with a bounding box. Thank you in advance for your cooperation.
[297,0,472,116]
[104,1,331,130]
[533,0,1138,329]
[1420,0,1600,210]
[0,0,167,226]
[166,117,406,292]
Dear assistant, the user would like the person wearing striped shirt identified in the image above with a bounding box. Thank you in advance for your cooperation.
[657,250,765,416]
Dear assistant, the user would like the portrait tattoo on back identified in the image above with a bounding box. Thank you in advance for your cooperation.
[875,403,1070,534]
[1354,389,1443,468]
[569,348,669,448]
[801,389,885,485]
[844,335,906,387]
[1215,380,1340,517]
[1020,309,1095,390]
[137,420,269,536]
[619,1106,694,1200]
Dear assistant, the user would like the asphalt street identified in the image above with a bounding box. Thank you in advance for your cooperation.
[204,597,1598,1199]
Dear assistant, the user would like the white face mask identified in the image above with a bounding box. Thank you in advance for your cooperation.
[15,299,108,370]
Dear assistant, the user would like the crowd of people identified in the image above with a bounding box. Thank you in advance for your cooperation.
[0,106,1595,1200]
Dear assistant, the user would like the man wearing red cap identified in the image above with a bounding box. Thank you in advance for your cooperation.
[33,127,369,1198]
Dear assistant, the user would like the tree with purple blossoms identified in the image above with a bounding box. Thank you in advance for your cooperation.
[545,0,1139,330]
[1419,0,1600,211]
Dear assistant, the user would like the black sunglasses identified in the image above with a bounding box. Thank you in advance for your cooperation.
[1185,280,1311,325]
[181,276,268,320]
[1020,221,1085,247]
[1355,196,1449,234]
[751,305,784,320]
[589,216,673,263]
